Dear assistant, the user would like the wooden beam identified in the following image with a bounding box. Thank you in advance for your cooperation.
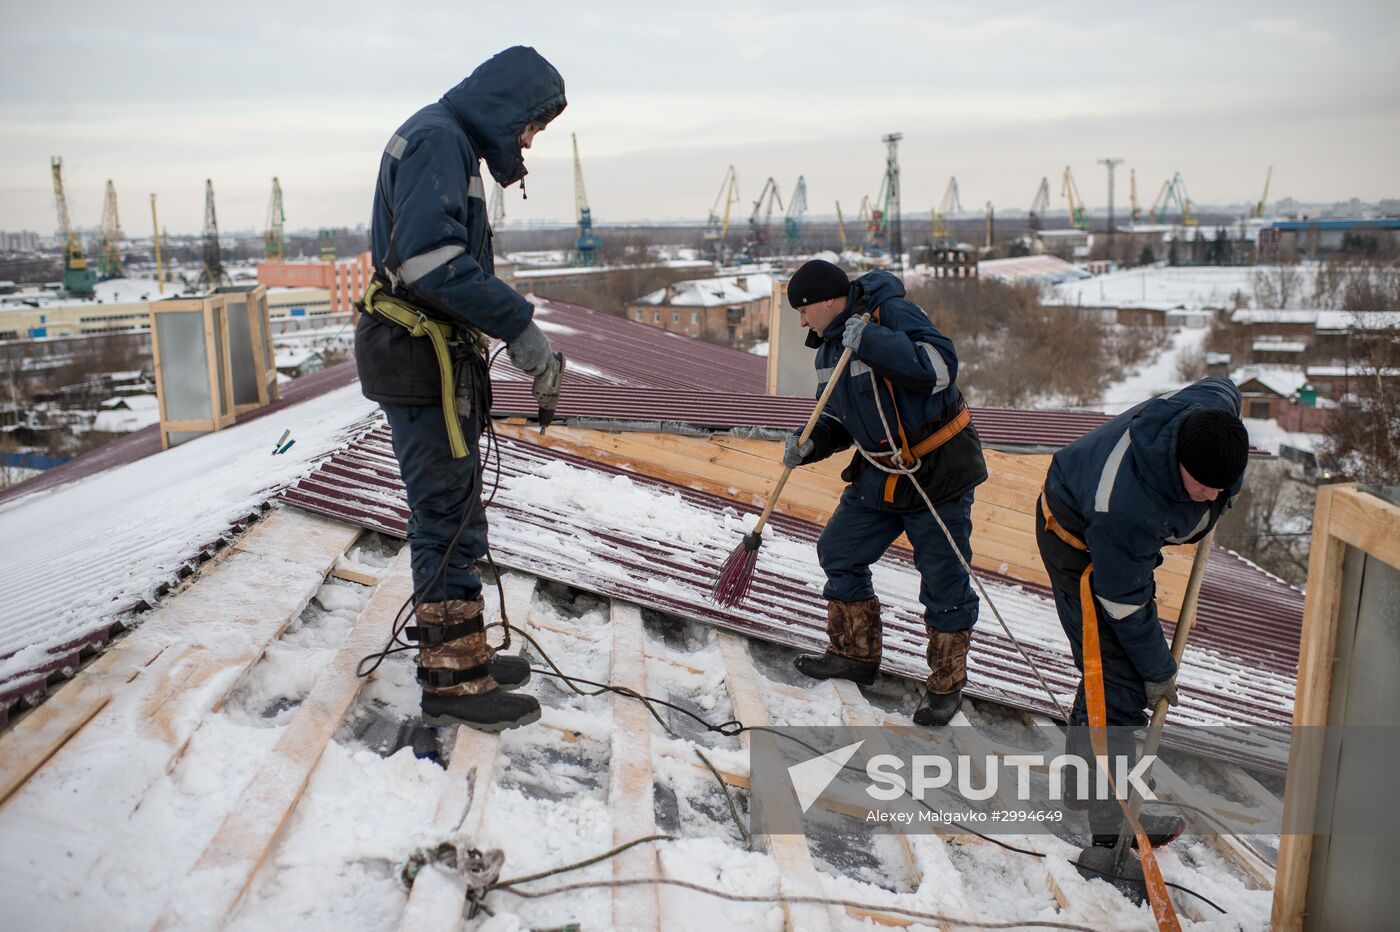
[0,509,359,813]
[398,574,539,932]
[607,601,661,930]
[1327,484,1400,570]
[154,546,416,929]
[1273,484,1350,931]
[715,632,839,932]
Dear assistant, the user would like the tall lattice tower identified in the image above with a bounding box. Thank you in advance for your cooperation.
[265,177,286,261]
[99,180,124,280]
[881,133,903,270]
[197,178,228,289]
[571,133,600,267]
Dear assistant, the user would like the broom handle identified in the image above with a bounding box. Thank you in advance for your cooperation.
[750,314,870,538]
[1111,527,1214,870]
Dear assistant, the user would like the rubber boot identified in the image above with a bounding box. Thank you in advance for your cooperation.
[912,629,970,726]
[794,598,882,686]
[415,599,540,732]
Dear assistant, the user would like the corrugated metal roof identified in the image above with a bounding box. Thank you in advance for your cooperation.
[282,423,1301,771]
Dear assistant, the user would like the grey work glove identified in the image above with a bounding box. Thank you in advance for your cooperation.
[533,352,564,417]
[842,315,870,352]
[506,320,554,377]
[782,433,814,468]
[1144,675,1179,708]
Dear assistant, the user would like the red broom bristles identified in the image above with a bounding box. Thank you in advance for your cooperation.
[711,531,762,607]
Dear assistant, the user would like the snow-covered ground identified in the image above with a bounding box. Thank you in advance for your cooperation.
[1097,327,1208,414]
[1052,265,1320,311]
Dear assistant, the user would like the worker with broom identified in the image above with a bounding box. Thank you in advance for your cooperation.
[1036,377,1248,848]
[782,259,987,726]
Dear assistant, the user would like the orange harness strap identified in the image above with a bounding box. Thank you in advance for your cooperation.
[1079,566,1181,932]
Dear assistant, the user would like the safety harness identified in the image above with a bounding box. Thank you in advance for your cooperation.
[357,278,489,459]
[850,308,973,504]
[1039,492,1182,931]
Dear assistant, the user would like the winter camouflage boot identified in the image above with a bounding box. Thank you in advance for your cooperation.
[412,598,540,732]
[913,629,971,726]
[794,597,882,686]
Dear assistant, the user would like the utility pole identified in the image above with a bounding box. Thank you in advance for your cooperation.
[1098,158,1123,249]
[882,132,902,271]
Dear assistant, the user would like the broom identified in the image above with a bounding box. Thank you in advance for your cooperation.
[711,319,867,607]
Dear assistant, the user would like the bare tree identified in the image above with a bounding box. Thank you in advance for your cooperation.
[1251,264,1303,309]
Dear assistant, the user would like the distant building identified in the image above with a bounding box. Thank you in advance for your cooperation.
[274,348,326,379]
[257,253,372,313]
[1258,219,1400,262]
[506,261,714,309]
[0,231,41,252]
[626,273,773,346]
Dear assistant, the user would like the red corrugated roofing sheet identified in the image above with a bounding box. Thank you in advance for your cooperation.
[281,422,1301,771]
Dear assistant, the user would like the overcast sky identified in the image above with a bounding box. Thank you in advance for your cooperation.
[2,0,1396,236]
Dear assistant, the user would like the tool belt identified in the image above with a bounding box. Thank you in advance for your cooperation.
[357,278,488,459]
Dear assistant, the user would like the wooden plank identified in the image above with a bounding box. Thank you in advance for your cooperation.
[398,574,539,932]
[715,632,838,932]
[1273,484,1349,931]
[1327,484,1400,570]
[331,566,382,587]
[831,680,963,932]
[154,547,416,929]
[0,509,358,813]
[607,601,661,930]
[1149,759,1275,889]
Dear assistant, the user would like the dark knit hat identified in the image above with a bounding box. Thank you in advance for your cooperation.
[788,259,849,307]
[1177,409,1249,490]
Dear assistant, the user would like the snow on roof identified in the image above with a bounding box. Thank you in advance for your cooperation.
[634,273,774,308]
[977,255,1091,285]
[1307,365,1400,378]
[1231,309,1319,325]
[99,393,159,411]
[1057,265,1319,311]
[1313,309,1400,331]
[1232,366,1309,398]
[1251,340,1307,353]
[0,277,170,310]
[0,383,379,699]
[274,347,325,369]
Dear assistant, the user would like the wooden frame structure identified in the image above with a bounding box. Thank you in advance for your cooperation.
[149,286,277,448]
[1272,484,1400,930]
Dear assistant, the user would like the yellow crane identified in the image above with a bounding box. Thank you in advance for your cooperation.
[1150,172,1197,225]
[150,193,165,294]
[51,157,96,295]
[99,180,123,280]
[835,201,849,252]
[932,176,962,242]
[1061,166,1088,230]
[1250,166,1273,219]
[703,165,740,252]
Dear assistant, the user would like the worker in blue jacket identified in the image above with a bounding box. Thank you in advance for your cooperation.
[785,259,988,726]
[354,47,567,732]
[1037,377,1248,845]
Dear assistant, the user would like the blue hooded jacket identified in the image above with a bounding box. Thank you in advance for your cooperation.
[1043,378,1245,683]
[356,46,567,405]
[801,271,987,510]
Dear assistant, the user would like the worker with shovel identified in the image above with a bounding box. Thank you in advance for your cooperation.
[783,259,988,726]
[1036,378,1248,851]
[354,47,566,732]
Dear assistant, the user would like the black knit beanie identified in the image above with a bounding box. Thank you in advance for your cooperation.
[1177,409,1249,490]
[788,259,849,307]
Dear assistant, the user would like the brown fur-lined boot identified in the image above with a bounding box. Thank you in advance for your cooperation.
[913,629,971,726]
[413,598,540,732]
[793,597,882,686]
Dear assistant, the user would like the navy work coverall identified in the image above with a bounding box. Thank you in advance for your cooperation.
[794,271,988,632]
[354,47,566,602]
[1038,377,1245,728]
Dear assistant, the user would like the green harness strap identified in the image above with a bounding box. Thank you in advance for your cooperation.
[359,279,484,459]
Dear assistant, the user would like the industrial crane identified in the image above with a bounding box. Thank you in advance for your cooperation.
[571,133,601,267]
[1250,166,1273,219]
[835,201,849,253]
[265,177,286,261]
[51,157,96,296]
[99,180,123,280]
[932,176,962,243]
[1150,172,1196,225]
[1028,176,1050,231]
[150,193,165,295]
[703,165,740,260]
[319,229,336,262]
[1061,166,1088,231]
[859,195,880,251]
[744,176,783,258]
[784,176,807,247]
[198,179,229,289]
